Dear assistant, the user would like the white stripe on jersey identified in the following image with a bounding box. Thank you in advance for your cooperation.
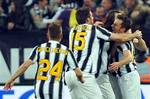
[69,24,111,75]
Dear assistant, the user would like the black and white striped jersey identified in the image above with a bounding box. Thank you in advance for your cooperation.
[69,24,111,75]
[29,40,78,99]
[113,41,136,76]
[95,40,114,78]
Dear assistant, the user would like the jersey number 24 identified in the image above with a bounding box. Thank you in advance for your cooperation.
[37,59,62,81]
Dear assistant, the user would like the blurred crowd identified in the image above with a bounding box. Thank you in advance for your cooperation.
[0,0,150,60]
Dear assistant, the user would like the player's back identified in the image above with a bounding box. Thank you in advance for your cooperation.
[69,24,111,74]
[29,40,76,98]
[35,40,68,82]
[69,24,99,74]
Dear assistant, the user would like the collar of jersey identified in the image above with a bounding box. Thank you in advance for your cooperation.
[48,40,59,43]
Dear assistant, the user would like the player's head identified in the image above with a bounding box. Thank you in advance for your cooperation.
[112,15,131,33]
[38,0,48,7]
[104,10,123,31]
[47,23,62,41]
[76,7,94,24]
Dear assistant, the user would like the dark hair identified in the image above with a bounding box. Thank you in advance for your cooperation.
[117,15,132,32]
[104,10,121,31]
[48,23,62,40]
[38,0,46,2]
[76,7,91,24]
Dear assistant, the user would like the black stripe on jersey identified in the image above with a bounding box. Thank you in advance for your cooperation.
[126,64,132,72]
[63,56,67,85]
[66,61,70,71]
[76,29,85,62]
[49,43,61,99]
[77,41,82,62]
[63,55,67,71]
[29,46,38,61]
[128,42,132,53]
[114,51,119,62]
[39,43,51,99]
[68,49,78,68]
[66,48,71,71]
[59,77,63,99]
[89,64,93,73]
[81,26,96,71]
[125,42,130,50]
[97,26,111,37]
[117,68,122,76]
[106,42,114,72]
[95,39,105,78]
[34,45,40,98]
[72,29,77,52]
[125,42,132,73]
[117,47,122,76]
[117,46,123,53]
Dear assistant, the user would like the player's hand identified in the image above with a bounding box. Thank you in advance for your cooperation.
[74,68,85,83]
[108,62,120,72]
[133,38,139,43]
[133,30,142,39]
[94,21,104,27]
[77,74,84,83]
[3,80,14,90]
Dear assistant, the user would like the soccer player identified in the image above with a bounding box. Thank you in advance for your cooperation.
[109,15,147,99]
[65,7,142,99]
[3,23,84,99]
[96,10,147,99]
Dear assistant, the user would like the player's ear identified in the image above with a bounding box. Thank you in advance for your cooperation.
[47,29,51,40]
[59,26,63,41]
[59,32,63,41]
[86,17,90,23]
[121,27,126,33]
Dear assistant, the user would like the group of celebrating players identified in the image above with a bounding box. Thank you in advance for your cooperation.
[4,7,147,99]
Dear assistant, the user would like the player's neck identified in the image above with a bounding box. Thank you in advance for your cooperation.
[49,38,61,42]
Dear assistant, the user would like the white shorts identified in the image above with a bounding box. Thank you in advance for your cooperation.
[118,70,141,99]
[96,74,116,99]
[109,73,122,99]
[65,70,102,99]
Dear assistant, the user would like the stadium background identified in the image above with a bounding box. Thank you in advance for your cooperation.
[0,0,150,99]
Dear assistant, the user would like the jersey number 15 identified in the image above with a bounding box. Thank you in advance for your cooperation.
[71,32,86,50]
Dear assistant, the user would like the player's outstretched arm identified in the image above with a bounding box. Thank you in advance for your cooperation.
[110,30,142,42]
[3,59,34,90]
[74,67,84,83]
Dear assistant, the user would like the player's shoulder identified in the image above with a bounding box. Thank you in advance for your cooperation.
[60,43,69,50]
[40,42,48,47]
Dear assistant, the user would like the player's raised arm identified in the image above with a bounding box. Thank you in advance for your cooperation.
[110,30,142,42]
[4,46,38,90]
[3,59,34,90]
[133,31,148,51]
